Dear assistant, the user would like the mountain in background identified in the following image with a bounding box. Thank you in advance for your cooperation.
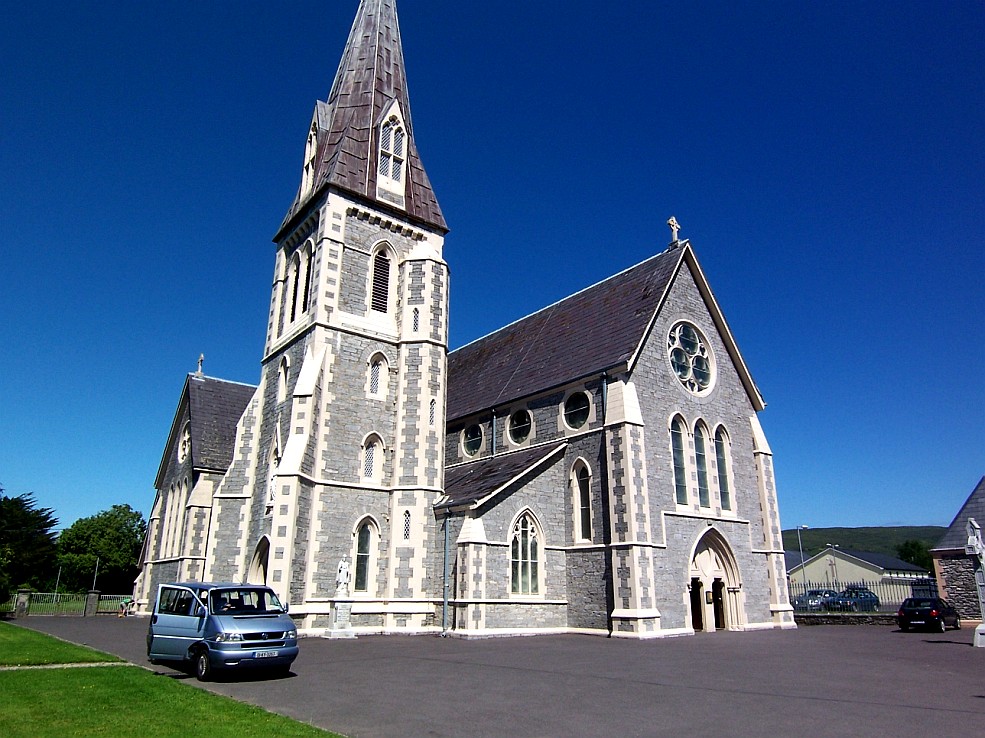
[780,526,946,562]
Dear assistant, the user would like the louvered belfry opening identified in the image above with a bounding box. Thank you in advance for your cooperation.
[371,251,390,312]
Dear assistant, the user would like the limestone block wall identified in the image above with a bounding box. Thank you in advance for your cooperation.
[936,553,983,618]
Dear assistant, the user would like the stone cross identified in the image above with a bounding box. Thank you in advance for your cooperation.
[196,353,204,376]
[667,216,681,243]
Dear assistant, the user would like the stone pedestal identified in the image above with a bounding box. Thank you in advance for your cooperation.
[326,587,356,639]
[84,590,100,617]
[14,589,31,618]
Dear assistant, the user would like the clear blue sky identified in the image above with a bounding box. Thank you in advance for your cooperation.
[1,1,982,533]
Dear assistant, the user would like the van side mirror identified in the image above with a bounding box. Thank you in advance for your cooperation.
[196,604,207,617]
[283,602,289,613]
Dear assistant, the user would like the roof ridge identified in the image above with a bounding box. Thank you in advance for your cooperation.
[451,247,678,355]
[187,373,257,389]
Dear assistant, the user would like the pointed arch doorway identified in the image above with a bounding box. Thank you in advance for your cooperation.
[247,537,271,585]
[688,529,742,632]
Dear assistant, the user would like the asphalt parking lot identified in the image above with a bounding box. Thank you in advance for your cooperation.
[14,616,985,737]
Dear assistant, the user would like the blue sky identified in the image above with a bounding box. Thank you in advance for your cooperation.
[1,1,982,533]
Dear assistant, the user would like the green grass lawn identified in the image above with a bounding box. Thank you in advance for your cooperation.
[0,621,120,666]
[0,622,337,737]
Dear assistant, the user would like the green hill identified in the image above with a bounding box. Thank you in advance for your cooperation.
[780,526,946,560]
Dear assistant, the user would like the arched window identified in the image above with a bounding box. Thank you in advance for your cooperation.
[289,252,301,322]
[278,357,289,403]
[510,512,540,595]
[300,244,313,313]
[715,427,732,511]
[368,355,388,398]
[412,307,420,332]
[429,398,436,427]
[370,249,392,313]
[354,519,378,593]
[403,510,411,540]
[671,417,689,505]
[695,423,711,507]
[362,435,384,481]
[574,462,592,541]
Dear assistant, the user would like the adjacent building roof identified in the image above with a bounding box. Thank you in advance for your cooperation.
[154,374,256,488]
[932,476,985,551]
[277,0,446,237]
[785,548,928,575]
[186,375,257,472]
[447,247,684,422]
[438,443,567,510]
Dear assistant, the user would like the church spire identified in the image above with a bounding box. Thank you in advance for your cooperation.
[278,0,446,237]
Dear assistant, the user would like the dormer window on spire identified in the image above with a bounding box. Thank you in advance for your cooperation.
[301,122,318,197]
[376,104,407,209]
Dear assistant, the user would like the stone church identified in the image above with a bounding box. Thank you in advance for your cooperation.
[134,0,794,638]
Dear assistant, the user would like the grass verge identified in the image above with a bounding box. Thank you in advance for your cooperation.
[0,621,120,665]
[0,666,335,737]
[0,623,337,737]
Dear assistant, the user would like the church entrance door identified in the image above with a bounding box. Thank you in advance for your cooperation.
[247,537,270,585]
[688,530,742,632]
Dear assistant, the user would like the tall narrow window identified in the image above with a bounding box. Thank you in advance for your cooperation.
[413,307,420,332]
[370,359,382,396]
[278,358,289,403]
[671,417,688,505]
[363,440,376,479]
[300,245,313,313]
[715,428,732,511]
[355,521,373,592]
[371,251,391,313]
[510,513,540,595]
[402,510,411,540]
[289,253,301,322]
[429,399,436,427]
[576,465,592,541]
[695,424,710,507]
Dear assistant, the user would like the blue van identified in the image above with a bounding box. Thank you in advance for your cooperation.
[146,582,298,680]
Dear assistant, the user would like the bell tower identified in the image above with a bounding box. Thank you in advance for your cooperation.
[207,0,448,631]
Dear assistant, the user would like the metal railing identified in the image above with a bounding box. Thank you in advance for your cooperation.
[788,578,938,613]
[1,592,133,616]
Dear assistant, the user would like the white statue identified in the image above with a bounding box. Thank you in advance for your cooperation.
[336,556,351,592]
[966,518,983,558]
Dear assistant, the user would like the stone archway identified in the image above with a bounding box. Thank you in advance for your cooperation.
[687,529,742,632]
[247,536,270,585]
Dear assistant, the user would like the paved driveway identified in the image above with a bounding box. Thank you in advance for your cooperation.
[14,616,985,737]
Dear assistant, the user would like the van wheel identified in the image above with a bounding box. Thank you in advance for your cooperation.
[195,651,212,681]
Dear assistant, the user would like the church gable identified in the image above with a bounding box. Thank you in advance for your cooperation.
[933,476,985,551]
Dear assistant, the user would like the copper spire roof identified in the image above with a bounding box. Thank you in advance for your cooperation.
[277,0,446,238]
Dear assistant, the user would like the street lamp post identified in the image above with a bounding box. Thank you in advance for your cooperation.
[796,525,808,595]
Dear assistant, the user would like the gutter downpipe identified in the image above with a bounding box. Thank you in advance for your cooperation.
[441,512,450,635]
[600,373,608,424]
[491,411,497,456]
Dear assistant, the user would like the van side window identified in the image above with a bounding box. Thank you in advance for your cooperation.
[158,587,195,616]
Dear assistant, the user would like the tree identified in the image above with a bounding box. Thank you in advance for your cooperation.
[896,539,933,572]
[57,504,147,594]
[0,485,60,593]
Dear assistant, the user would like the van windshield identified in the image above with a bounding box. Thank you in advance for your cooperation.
[209,588,285,615]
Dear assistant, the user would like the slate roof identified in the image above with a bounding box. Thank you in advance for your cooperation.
[446,248,684,422]
[438,443,567,510]
[186,375,256,472]
[276,0,446,238]
[933,476,985,551]
[837,549,928,574]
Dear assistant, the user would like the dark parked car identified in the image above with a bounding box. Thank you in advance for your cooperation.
[828,587,880,612]
[897,597,961,632]
[791,588,839,612]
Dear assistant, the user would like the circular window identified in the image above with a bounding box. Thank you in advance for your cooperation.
[563,393,591,429]
[509,409,532,444]
[667,322,714,394]
[463,424,483,456]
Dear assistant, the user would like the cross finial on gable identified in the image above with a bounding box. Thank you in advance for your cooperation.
[667,216,681,244]
[196,353,204,377]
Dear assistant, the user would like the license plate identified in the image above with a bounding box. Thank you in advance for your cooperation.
[911,620,924,625]
[254,650,278,658]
